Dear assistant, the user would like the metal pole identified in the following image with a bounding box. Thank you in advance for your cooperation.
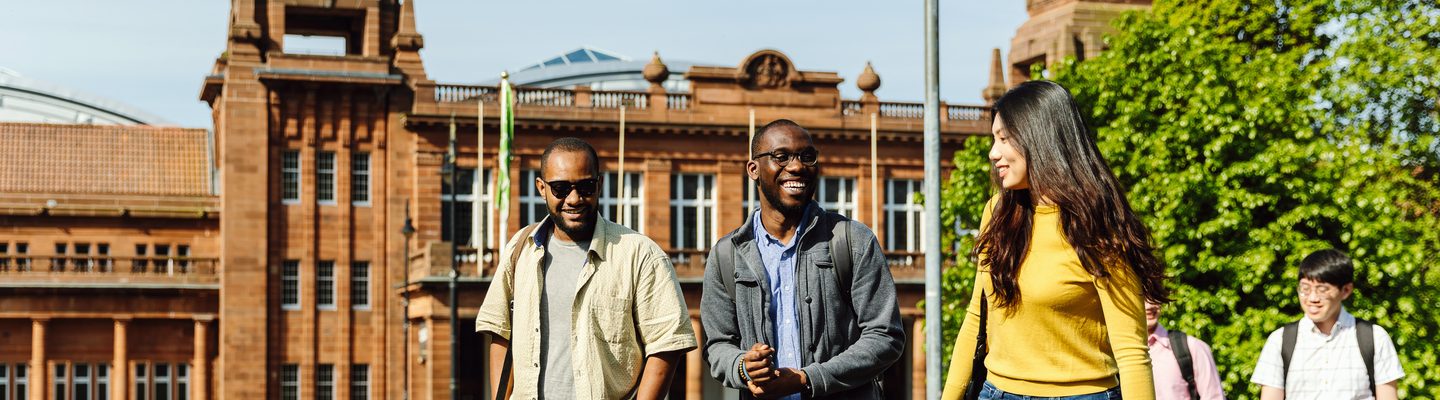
[402,203,413,400]
[923,0,943,398]
[448,118,461,400]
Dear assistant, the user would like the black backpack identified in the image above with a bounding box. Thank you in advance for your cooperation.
[1167,329,1200,400]
[1280,319,1378,396]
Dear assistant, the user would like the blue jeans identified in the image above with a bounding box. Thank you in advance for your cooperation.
[978,381,1121,400]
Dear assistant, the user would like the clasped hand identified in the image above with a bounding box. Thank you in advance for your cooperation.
[741,343,809,399]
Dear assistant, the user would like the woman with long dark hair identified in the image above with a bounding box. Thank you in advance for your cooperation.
[941,80,1169,400]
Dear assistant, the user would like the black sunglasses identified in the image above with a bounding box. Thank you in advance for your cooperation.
[545,178,599,199]
[752,149,819,167]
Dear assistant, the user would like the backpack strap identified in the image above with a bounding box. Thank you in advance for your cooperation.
[1356,318,1376,397]
[1280,321,1300,388]
[827,212,852,294]
[1168,329,1199,400]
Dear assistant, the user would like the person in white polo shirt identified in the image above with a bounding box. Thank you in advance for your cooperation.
[1251,249,1404,400]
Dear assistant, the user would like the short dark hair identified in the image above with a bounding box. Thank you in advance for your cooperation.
[1298,248,1355,287]
[751,119,810,156]
[540,137,600,178]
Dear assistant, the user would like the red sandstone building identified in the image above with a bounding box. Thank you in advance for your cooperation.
[0,0,1146,399]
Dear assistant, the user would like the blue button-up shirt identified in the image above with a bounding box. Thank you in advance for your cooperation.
[752,207,810,400]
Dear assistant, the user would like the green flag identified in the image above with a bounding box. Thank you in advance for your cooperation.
[495,73,515,224]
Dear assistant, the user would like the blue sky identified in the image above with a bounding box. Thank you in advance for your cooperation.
[0,1,1027,129]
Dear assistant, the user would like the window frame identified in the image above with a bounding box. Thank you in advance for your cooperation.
[316,151,337,204]
[669,173,717,250]
[317,261,336,310]
[282,150,302,204]
[351,261,370,310]
[351,152,371,206]
[281,260,301,310]
[600,171,644,233]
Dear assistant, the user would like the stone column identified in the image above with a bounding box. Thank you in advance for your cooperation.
[686,316,704,399]
[31,318,47,400]
[194,317,212,400]
[113,318,130,400]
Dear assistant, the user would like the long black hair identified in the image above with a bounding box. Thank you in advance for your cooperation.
[974,80,1170,309]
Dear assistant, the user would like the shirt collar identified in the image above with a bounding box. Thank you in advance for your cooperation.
[751,204,814,248]
[530,215,609,262]
[1148,325,1169,348]
[1298,306,1354,336]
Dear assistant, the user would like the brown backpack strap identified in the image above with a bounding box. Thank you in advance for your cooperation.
[496,222,539,400]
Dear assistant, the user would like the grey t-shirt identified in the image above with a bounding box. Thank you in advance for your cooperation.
[538,233,589,400]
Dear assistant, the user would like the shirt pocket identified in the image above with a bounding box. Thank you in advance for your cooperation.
[589,294,636,344]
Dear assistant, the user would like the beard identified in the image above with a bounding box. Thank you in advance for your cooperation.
[547,206,597,240]
[759,180,809,217]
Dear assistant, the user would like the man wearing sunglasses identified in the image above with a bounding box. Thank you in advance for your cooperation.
[476,137,695,400]
[702,119,904,399]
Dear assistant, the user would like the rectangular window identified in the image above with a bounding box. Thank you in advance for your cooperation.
[175,364,187,400]
[154,363,169,400]
[884,179,925,255]
[1,242,9,271]
[280,365,299,400]
[600,172,643,232]
[817,177,857,218]
[440,168,477,246]
[96,364,108,400]
[351,153,371,205]
[176,245,190,273]
[133,244,148,273]
[52,363,64,400]
[316,364,334,400]
[97,243,111,272]
[317,151,336,203]
[351,262,369,309]
[282,150,301,203]
[317,261,335,308]
[518,169,547,227]
[73,364,89,400]
[75,243,93,272]
[349,365,369,400]
[1,364,8,400]
[155,245,172,275]
[670,174,716,250]
[14,242,29,271]
[15,364,27,400]
[282,260,300,310]
[53,243,67,272]
[133,364,145,400]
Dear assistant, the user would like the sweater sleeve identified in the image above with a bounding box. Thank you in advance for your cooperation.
[940,195,998,400]
[1095,261,1156,400]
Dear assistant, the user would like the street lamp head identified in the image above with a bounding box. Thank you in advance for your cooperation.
[402,217,416,238]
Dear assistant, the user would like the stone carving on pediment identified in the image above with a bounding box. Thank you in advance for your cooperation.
[744,53,792,89]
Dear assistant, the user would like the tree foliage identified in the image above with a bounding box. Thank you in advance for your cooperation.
[937,1,1440,397]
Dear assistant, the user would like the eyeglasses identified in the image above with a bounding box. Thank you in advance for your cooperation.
[1297,284,1339,299]
[752,149,819,167]
[545,178,598,199]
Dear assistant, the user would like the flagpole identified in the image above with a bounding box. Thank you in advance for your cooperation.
[476,98,487,268]
[618,105,627,227]
[871,112,879,230]
[747,109,756,215]
[497,72,512,249]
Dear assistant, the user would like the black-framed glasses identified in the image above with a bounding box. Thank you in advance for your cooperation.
[545,178,599,199]
[752,149,819,167]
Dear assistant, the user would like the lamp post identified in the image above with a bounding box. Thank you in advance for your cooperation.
[442,115,461,400]
[401,204,415,400]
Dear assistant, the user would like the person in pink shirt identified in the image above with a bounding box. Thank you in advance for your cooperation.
[1146,300,1225,400]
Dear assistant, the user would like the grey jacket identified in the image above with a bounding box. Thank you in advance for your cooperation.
[701,203,905,399]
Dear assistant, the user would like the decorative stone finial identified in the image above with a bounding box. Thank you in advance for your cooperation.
[643,51,670,85]
[857,61,881,93]
[983,48,1007,104]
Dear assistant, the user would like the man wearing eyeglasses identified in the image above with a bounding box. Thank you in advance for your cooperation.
[476,137,696,400]
[1251,249,1404,400]
[701,119,904,399]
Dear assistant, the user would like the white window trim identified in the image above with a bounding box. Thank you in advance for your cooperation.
[883,179,925,252]
[280,364,300,400]
[817,177,858,218]
[282,150,302,205]
[317,152,338,205]
[176,363,189,400]
[317,261,337,310]
[316,364,335,400]
[153,363,170,400]
[519,169,546,227]
[351,152,372,207]
[669,173,717,250]
[600,171,644,233]
[281,261,301,311]
[351,261,370,311]
[350,364,370,400]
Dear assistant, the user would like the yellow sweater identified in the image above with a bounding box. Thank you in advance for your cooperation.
[941,197,1155,400]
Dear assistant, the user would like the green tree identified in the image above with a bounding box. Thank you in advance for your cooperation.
[936,0,1440,397]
